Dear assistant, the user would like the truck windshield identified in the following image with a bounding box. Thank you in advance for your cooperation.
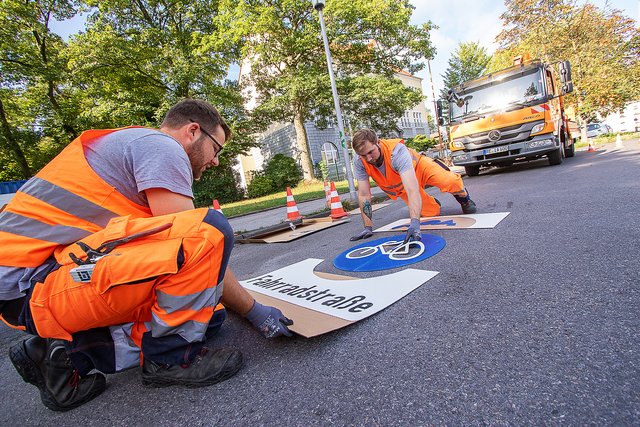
[449,69,546,122]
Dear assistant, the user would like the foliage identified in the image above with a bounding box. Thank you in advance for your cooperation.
[405,134,438,152]
[193,163,245,207]
[223,0,435,179]
[331,75,424,135]
[316,160,329,181]
[492,0,640,121]
[439,41,492,120]
[0,0,84,179]
[245,153,302,197]
[0,0,258,183]
[264,153,302,191]
[68,1,256,149]
[246,172,275,198]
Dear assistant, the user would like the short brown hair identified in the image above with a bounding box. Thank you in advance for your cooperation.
[352,129,378,152]
[161,99,232,142]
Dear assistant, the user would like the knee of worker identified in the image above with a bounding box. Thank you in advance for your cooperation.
[420,201,441,217]
[202,208,234,278]
[438,173,465,194]
[202,208,234,247]
[418,160,465,193]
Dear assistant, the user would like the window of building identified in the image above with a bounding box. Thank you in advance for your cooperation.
[322,142,338,165]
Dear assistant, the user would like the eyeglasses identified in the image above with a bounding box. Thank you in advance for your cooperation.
[189,119,224,157]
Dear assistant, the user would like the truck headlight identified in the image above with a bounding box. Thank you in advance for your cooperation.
[530,123,545,134]
[451,140,465,149]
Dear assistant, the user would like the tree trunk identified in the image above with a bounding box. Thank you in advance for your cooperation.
[293,113,315,180]
[0,97,31,178]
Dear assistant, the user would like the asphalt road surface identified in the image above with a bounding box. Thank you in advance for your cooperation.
[1,140,638,425]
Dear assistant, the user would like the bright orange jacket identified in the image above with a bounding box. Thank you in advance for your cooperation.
[360,138,423,200]
[0,128,152,268]
[0,128,229,346]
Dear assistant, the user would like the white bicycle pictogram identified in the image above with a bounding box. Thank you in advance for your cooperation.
[345,239,425,261]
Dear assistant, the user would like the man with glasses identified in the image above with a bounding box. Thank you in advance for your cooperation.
[350,129,477,243]
[0,99,293,411]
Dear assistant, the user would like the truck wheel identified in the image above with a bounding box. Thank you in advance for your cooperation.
[548,147,563,165]
[564,140,575,158]
[464,165,480,176]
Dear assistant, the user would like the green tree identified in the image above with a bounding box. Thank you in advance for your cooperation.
[493,0,640,136]
[224,0,434,179]
[333,75,424,135]
[68,0,244,127]
[0,0,83,179]
[64,0,257,200]
[439,41,492,103]
[405,134,437,152]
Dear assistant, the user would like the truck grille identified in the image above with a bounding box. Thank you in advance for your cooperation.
[453,120,544,149]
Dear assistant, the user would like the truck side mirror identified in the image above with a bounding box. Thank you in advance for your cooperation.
[559,61,572,84]
[562,82,574,95]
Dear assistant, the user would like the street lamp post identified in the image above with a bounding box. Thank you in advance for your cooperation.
[311,0,357,201]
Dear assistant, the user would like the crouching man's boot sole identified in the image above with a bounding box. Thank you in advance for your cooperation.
[142,347,244,388]
[9,337,106,412]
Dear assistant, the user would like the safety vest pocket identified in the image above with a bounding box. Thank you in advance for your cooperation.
[90,236,183,293]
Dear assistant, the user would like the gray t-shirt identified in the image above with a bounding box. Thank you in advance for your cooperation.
[84,127,194,205]
[354,142,413,181]
[0,128,193,300]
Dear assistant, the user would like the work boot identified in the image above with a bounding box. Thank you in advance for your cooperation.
[454,188,477,214]
[141,347,243,388]
[9,336,106,411]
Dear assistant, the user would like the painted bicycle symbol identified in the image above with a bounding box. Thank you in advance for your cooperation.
[345,239,425,261]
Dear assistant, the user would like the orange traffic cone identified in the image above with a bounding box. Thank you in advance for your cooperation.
[329,182,348,220]
[285,187,302,221]
[324,181,331,208]
[212,199,224,215]
[587,139,596,152]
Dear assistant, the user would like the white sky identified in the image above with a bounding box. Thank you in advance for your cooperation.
[50,0,639,114]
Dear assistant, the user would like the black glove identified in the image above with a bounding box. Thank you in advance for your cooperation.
[350,226,373,241]
[403,218,422,244]
[246,301,293,338]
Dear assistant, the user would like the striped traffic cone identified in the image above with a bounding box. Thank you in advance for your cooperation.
[285,187,302,221]
[329,182,348,220]
[587,139,596,152]
[324,181,331,208]
[212,199,224,215]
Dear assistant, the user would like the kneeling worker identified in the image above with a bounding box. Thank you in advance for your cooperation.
[0,99,293,411]
[350,129,477,242]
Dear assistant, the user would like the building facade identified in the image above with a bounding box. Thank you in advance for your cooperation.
[602,101,640,133]
[235,67,432,187]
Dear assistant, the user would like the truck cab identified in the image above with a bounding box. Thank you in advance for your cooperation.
[439,56,575,176]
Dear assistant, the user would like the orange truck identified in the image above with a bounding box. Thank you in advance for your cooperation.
[437,55,577,176]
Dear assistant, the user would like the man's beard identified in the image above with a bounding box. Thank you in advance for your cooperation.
[187,136,207,180]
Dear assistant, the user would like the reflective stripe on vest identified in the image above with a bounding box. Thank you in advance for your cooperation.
[0,127,153,267]
[20,177,118,228]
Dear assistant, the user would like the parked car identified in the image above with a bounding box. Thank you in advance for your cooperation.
[586,123,613,138]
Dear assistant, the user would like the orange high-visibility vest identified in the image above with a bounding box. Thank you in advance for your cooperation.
[0,128,152,268]
[360,138,424,200]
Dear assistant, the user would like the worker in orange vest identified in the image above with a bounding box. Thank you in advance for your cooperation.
[0,99,292,411]
[350,129,477,243]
